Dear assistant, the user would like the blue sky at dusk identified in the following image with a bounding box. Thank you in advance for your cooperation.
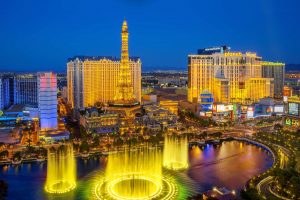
[0,0,299,72]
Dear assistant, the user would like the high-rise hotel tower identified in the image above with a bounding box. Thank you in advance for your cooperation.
[188,46,274,104]
[262,61,285,98]
[67,20,141,109]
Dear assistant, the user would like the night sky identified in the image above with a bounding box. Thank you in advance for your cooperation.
[0,0,299,72]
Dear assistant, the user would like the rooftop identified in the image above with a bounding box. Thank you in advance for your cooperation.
[68,56,140,62]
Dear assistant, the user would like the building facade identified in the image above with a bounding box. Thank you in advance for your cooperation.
[0,77,10,110]
[79,107,119,134]
[67,57,141,109]
[37,72,58,131]
[188,46,274,104]
[67,21,141,109]
[14,74,38,107]
[262,61,285,98]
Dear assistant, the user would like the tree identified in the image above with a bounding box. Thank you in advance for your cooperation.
[186,194,203,200]
[0,180,8,200]
[26,146,36,154]
[114,137,124,149]
[240,188,261,200]
[95,101,104,108]
[0,151,8,159]
[106,143,112,151]
[26,138,32,147]
[80,140,89,153]
[274,123,283,132]
[92,135,100,148]
[80,125,88,139]
[73,143,80,152]
[149,135,159,146]
[13,151,22,161]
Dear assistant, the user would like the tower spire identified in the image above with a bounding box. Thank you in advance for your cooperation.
[113,20,136,105]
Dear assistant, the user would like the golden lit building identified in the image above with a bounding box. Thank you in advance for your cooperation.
[79,107,119,134]
[213,78,230,103]
[188,46,275,104]
[246,78,274,102]
[262,61,285,98]
[159,100,179,115]
[67,21,141,109]
[113,20,137,105]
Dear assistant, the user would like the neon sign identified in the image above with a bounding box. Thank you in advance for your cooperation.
[224,52,242,57]
[285,118,299,127]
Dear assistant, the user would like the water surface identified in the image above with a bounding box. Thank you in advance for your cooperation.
[0,141,273,200]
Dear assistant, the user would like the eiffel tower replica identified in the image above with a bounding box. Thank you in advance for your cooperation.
[109,20,141,122]
[112,20,138,106]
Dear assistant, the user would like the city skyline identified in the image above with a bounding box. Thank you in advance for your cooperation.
[0,0,300,72]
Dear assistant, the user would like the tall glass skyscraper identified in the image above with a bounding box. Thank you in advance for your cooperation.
[14,74,38,107]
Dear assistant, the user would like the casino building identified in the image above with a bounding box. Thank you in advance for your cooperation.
[67,21,141,109]
[284,96,300,129]
[188,46,275,104]
[262,61,285,98]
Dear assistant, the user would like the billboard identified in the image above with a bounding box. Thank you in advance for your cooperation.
[247,106,254,118]
[288,103,299,116]
[202,104,213,111]
[274,105,284,113]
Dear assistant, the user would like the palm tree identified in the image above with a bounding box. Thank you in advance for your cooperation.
[114,137,124,150]
[92,136,100,148]
[26,138,32,147]
[13,151,22,161]
[106,143,112,152]
[0,151,8,160]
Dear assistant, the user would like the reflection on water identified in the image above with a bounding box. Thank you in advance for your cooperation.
[188,141,273,191]
[0,141,273,200]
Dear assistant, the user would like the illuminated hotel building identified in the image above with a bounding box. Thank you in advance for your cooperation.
[262,61,285,98]
[12,72,58,130]
[188,46,274,104]
[37,72,58,131]
[14,74,38,107]
[0,77,10,110]
[67,56,141,109]
[67,21,141,109]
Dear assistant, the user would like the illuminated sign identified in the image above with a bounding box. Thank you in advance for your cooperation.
[288,103,299,116]
[225,105,233,111]
[285,118,300,127]
[266,106,273,113]
[241,106,248,113]
[246,52,257,57]
[205,47,221,51]
[212,104,233,112]
[224,52,242,57]
[283,87,292,97]
[247,111,254,118]
[274,105,284,113]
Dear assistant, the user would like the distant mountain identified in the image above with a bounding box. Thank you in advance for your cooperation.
[286,64,300,72]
